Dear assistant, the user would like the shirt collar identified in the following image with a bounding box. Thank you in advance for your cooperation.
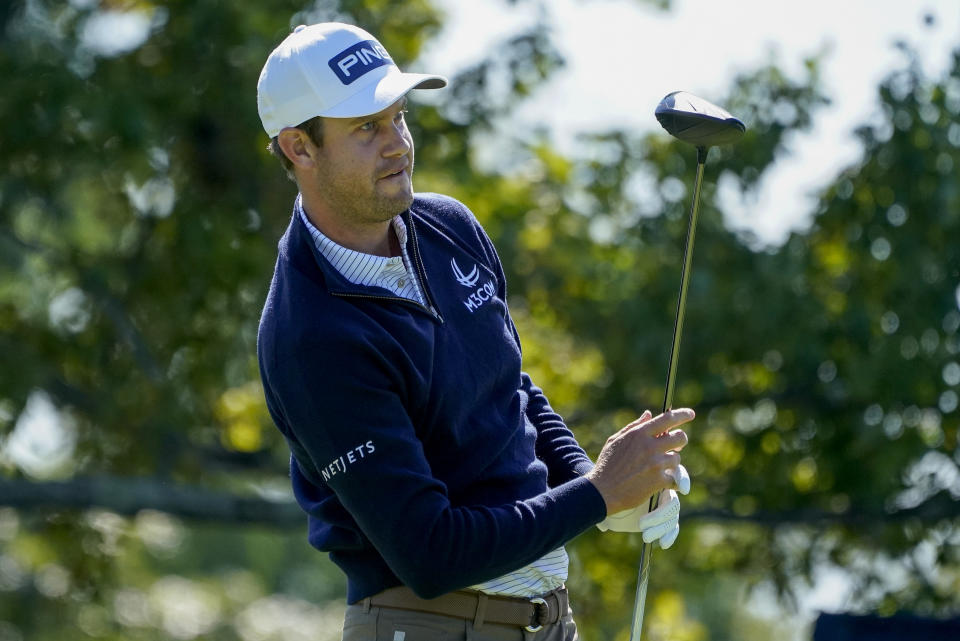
[295,194,411,289]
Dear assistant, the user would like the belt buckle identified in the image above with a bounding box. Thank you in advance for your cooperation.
[524,597,548,632]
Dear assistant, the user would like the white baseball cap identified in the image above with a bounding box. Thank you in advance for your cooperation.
[257,22,447,137]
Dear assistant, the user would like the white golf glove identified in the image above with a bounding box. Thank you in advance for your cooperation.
[596,464,691,549]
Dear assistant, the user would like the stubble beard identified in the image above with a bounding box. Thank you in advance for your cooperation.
[315,158,416,228]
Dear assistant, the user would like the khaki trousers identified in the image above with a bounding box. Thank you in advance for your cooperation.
[341,600,579,641]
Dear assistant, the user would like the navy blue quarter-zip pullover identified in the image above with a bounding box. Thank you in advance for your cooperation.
[258,193,607,603]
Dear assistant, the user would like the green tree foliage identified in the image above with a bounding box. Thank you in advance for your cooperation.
[1,0,958,639]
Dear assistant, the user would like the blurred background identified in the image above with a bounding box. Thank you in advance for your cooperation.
[1,0,959,639]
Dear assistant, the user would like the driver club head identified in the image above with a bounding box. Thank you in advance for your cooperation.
[655,91,745,148]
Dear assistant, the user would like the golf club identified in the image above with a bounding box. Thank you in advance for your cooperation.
[629,91,745,641]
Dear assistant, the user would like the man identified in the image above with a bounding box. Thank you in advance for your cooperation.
[256,22,694,640]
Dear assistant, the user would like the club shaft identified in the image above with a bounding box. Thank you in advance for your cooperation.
[629,147,707,641]
[661,148,706,415]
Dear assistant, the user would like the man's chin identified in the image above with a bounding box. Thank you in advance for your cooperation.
[383,183,414,211]
[374,192,414,219]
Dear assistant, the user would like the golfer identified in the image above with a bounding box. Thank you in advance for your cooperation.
[256,22,694,641]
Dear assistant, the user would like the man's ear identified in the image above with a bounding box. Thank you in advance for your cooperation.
[277,128,317,169]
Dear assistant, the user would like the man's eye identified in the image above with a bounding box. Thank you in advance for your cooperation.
[359,121,376,132]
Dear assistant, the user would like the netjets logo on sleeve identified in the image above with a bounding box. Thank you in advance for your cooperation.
[451,258,496,313]
[450,258,480,287]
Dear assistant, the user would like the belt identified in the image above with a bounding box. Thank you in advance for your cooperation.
[364,585,568,632]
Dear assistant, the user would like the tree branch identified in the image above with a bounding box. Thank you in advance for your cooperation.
[683,492,960,526]
[0,476,304,526]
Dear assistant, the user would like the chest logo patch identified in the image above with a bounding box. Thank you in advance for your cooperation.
[450,257,480,287]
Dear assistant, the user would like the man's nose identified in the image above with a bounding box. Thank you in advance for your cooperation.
[382,122,411,157]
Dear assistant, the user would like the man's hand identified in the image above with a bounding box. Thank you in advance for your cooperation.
[596,465,691,549]
[584,409,694,516]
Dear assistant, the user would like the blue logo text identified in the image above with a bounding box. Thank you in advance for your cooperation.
[329,40,392,85]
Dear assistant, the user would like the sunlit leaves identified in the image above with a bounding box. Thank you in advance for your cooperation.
[511,304,608,414]
[646,590,709,641]
[790,457,818,493]
[214,382,272,454]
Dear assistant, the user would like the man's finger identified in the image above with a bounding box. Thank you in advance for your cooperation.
[642,518,676,543]
[633,408,695,436]
[658,524,680,549]
[636,489,680,529]
[625,410,654,429]
[661,429,689,453]
[666,464,691,495]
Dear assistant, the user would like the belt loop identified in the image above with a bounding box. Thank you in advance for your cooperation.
[473,592,488,630]
[557,588,569,618]
[361,597,372,614]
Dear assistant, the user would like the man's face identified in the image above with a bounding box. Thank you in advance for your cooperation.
[309,98,415,225]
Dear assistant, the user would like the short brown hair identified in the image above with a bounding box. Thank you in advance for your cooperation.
[267,116,325,181]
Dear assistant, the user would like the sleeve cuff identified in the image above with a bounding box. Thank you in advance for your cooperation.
[551,473,608,528]
[572,459,595,478]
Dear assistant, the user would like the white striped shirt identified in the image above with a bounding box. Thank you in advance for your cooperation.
[296,195,427,306]
[468,547,568,597]
[297,194,567,597]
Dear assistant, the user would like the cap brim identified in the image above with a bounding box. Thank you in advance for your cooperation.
[320,71,447,118]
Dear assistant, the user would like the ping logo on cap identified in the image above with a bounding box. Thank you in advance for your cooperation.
[329,40,393,85]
